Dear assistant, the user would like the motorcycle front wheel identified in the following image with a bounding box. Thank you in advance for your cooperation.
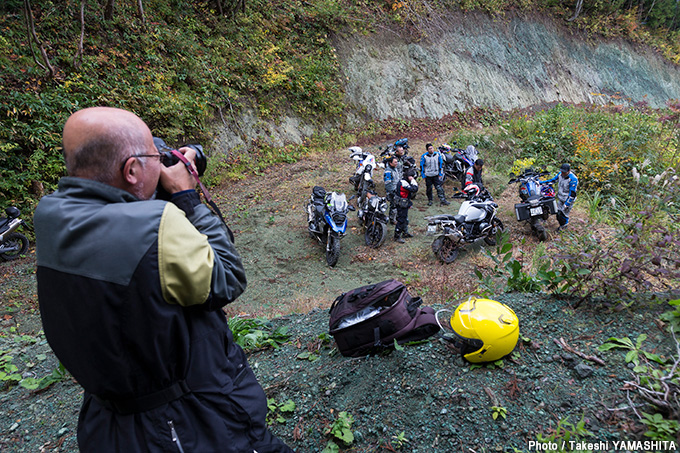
[484,218,505,246]
[365,221,387,248]
[326,233,341,267]
[436,236,459,263]
[1,232,29,261]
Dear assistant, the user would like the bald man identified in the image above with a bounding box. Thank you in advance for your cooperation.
[34,107,293,452]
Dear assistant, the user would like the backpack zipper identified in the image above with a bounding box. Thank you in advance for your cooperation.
[167,420,185,453]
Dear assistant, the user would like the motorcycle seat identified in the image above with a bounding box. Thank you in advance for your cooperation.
[427,214,456,221]
[454,215,465,224]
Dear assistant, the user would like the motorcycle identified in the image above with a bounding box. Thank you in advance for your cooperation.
[425,187,504,263]
[508,168,557,242]
[439,143,479,187]
[306,186,354,267]
[1,206,29,261]
[348,147,388,247]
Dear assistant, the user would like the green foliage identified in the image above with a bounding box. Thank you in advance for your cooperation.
[598,334,666,368]
[0,352,22,389]
[325,411,354,444]
[536,415,594,451]
[266,397,296,425]
[640,412,680,441]
[475,230,543,295]
[491,405,507,420]
[391,431,410,449]
[227,316,290,351]
[659,299,680,333]
[19,362,69,391]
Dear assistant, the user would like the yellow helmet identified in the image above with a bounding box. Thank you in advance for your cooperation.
[450,298,519,363]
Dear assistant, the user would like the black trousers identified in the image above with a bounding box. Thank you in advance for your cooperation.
[395,204,410,235]
[425,176,446,202]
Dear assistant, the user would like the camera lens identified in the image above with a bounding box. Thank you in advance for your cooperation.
[153,137,207,177]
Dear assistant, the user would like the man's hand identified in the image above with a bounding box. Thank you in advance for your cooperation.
[159,146,198,194]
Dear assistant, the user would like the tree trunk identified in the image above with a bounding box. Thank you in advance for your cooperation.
[24,0,56,77]
[137,0,145,26]
[215,0,224,16]
[73,0,85,68]
[568,0,584,21]
[104,0,115,20]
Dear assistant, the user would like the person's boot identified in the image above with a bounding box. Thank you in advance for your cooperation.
[440,199,450,206]
[427,199,433,206]
[402,230,414,238]
[394,231,405,243]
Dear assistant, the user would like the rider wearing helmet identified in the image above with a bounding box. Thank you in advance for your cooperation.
[540,163,578,231]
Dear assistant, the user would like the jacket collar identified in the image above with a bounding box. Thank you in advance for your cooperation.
[57,176,141,204]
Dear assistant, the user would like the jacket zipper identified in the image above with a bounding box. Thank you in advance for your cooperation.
[167,420,185,453]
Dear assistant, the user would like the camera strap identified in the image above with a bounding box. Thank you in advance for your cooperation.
[170,150,227,226]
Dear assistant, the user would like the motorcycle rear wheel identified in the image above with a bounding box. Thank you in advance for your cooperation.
[484,218,505,246]
[532,218,548,241]
[436,236,459,263]
[365,221,387,248]
[1,232,29,261]
[326,234,340,267]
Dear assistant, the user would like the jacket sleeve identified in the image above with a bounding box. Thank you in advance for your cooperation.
[438,154,444,177]
[159,191,247,310]
[565,174,579,207]
[540,173,559,185]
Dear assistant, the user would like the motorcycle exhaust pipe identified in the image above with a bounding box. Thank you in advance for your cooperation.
[0,218,24,242]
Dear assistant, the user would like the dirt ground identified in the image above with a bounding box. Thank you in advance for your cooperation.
[1,136,677,452]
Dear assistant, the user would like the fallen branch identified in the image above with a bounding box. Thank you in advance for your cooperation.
[553,337,606,366]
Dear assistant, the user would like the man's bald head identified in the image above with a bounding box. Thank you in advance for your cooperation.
[62,107,152,184]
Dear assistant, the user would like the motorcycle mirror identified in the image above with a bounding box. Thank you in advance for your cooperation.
[508,179,516,184]
[348,205,356,211]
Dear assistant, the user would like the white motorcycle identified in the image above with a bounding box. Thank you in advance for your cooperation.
[426,186,504,263]
[348,147,388,248]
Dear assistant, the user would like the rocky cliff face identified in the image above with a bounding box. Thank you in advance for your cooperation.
[215,13,680,152]
[335,13,680,119]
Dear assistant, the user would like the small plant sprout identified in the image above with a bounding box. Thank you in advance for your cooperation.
[391,431,410,449]
[491,406,508,420]
[266,398,296,425]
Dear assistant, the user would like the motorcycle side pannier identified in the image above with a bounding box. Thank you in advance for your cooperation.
[514,199,557,221]
[329,279,440,357]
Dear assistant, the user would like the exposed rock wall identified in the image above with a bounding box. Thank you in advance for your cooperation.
[215,14,680,152]
[334,14,680,119]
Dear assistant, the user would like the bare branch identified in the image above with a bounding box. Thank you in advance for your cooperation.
[73,0,85,68]
[24,0,55,77]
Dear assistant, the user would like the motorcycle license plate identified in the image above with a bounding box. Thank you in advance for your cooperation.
[426,224,437,235]
[530,207,543,216]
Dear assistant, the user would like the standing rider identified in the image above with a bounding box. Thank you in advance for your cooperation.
[383,155,401,225]
[540,163,578,231]
[394,169,418,243]
[420,143,449,206]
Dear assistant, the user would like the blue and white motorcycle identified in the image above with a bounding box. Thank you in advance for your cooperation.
[306,186,354,267]
[508,169,557,241]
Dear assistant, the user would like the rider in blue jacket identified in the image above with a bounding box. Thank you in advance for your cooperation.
[541,163,578,231]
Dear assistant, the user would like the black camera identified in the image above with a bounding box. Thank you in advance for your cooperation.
[153,137,207,177]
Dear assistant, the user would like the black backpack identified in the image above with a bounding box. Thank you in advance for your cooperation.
[329,280,440,357]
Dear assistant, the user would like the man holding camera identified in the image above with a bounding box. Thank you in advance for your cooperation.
[34,107,293,452]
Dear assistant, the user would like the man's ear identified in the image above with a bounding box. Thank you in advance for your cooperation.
[121,157,141,186]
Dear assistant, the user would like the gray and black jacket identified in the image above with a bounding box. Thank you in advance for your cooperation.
[34,177,290,453]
